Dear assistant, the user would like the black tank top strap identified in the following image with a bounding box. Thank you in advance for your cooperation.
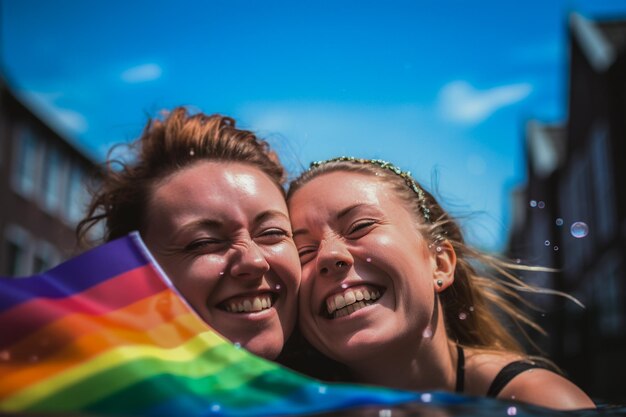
[455,345,465,393]
[486,360,545,398]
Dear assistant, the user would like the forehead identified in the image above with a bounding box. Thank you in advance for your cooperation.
[289,171,412,223]
[292,171,387,205]
[149,161,287,216]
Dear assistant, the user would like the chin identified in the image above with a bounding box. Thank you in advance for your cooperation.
[318,331,395,364]
[243,335,284,360]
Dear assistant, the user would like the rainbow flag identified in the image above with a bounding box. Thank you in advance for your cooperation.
[0,232,470,416]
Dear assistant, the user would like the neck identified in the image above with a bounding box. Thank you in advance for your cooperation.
[347,319,458,392]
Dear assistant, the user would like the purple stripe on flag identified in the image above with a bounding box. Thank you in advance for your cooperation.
[0,233,150,313]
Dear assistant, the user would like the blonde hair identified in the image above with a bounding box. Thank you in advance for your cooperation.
[288,159,574,356]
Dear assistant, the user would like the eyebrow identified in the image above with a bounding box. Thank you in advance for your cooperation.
[179,210,289,234]
[292,203,375,238]
[336,203,370,220]
[177,218,223,235]
[254,210,291,224]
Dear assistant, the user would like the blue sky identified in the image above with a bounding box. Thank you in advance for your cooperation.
[2,0,626,251]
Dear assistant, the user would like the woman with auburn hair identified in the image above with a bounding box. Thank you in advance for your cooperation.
[286,156,594,409]
[78,107,300,360]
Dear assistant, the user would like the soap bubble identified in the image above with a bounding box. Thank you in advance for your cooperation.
[459,312,467,320]
[544,240,550,246]
[507,406,517,416]
[570,222,589,238]
[421,393,433,403]
[555,218,564,226]
[529,200,537,208]
[537,201,545,209]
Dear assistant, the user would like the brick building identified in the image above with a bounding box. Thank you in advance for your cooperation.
[508,13,626,403]
[0,75,97,276]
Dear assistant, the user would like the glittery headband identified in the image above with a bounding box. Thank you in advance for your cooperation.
[309,156,432,223]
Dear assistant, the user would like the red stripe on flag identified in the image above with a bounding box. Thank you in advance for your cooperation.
[0,265,169,350]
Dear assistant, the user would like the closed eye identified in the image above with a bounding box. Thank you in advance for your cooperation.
[347,220,377,236]
[184,238,224,252]
[297,246,317,264]
[256,228,290,244]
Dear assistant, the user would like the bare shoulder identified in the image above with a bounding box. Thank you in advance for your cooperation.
[498,368,595,410]
[464,349,595,410]
[463,349,522,396]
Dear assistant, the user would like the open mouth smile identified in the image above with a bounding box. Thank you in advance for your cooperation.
[219,293,276,313]
[323,285,384,319]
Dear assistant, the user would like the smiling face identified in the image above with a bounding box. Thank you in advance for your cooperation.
[143,161,300,360]
[289,171,447,365]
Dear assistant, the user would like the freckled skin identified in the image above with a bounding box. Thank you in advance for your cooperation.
[289,172,440,365]
[143,162,300,360]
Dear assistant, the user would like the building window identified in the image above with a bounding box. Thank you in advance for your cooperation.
[65,164,88,225]
[33,240,61,273]
[590,122,616,243]
[3,226,63,276]
[593,251,623,336]
[3,224,31,277]
[559,148,594,279]
[11,124,42,199]
[42,145,67,214]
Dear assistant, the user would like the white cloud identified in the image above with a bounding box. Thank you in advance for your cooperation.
[19,91,88,135]
[438,81,532,125]
[54,108,88,134]
[121,63,162,83]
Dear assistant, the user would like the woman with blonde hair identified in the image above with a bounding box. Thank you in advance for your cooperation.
[78,107,300,360]
[286,156,594,409]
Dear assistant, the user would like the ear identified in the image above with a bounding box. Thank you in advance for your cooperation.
[431,240,456,293]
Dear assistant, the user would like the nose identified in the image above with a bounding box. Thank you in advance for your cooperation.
[229,241,270,279]
[316,237,353,276]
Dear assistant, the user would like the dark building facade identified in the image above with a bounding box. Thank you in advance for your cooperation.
[0,76,97,277]
[508,13,626,403]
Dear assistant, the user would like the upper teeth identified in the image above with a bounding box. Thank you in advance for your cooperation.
[225,295,273,313]
[326,287,380,315]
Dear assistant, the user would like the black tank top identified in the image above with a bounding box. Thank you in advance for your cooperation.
[454,346,545,397]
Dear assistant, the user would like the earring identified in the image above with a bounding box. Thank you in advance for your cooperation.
[436,279,443,288]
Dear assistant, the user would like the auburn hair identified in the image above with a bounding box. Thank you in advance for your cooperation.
[77,107,285,246]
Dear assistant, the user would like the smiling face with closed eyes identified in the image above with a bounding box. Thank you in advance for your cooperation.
[289,171,454,366]
[143,161,300,360]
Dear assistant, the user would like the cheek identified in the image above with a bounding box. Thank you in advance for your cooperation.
[298,266,315,308]
[264,243,301,286]
[160,255,224,299]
